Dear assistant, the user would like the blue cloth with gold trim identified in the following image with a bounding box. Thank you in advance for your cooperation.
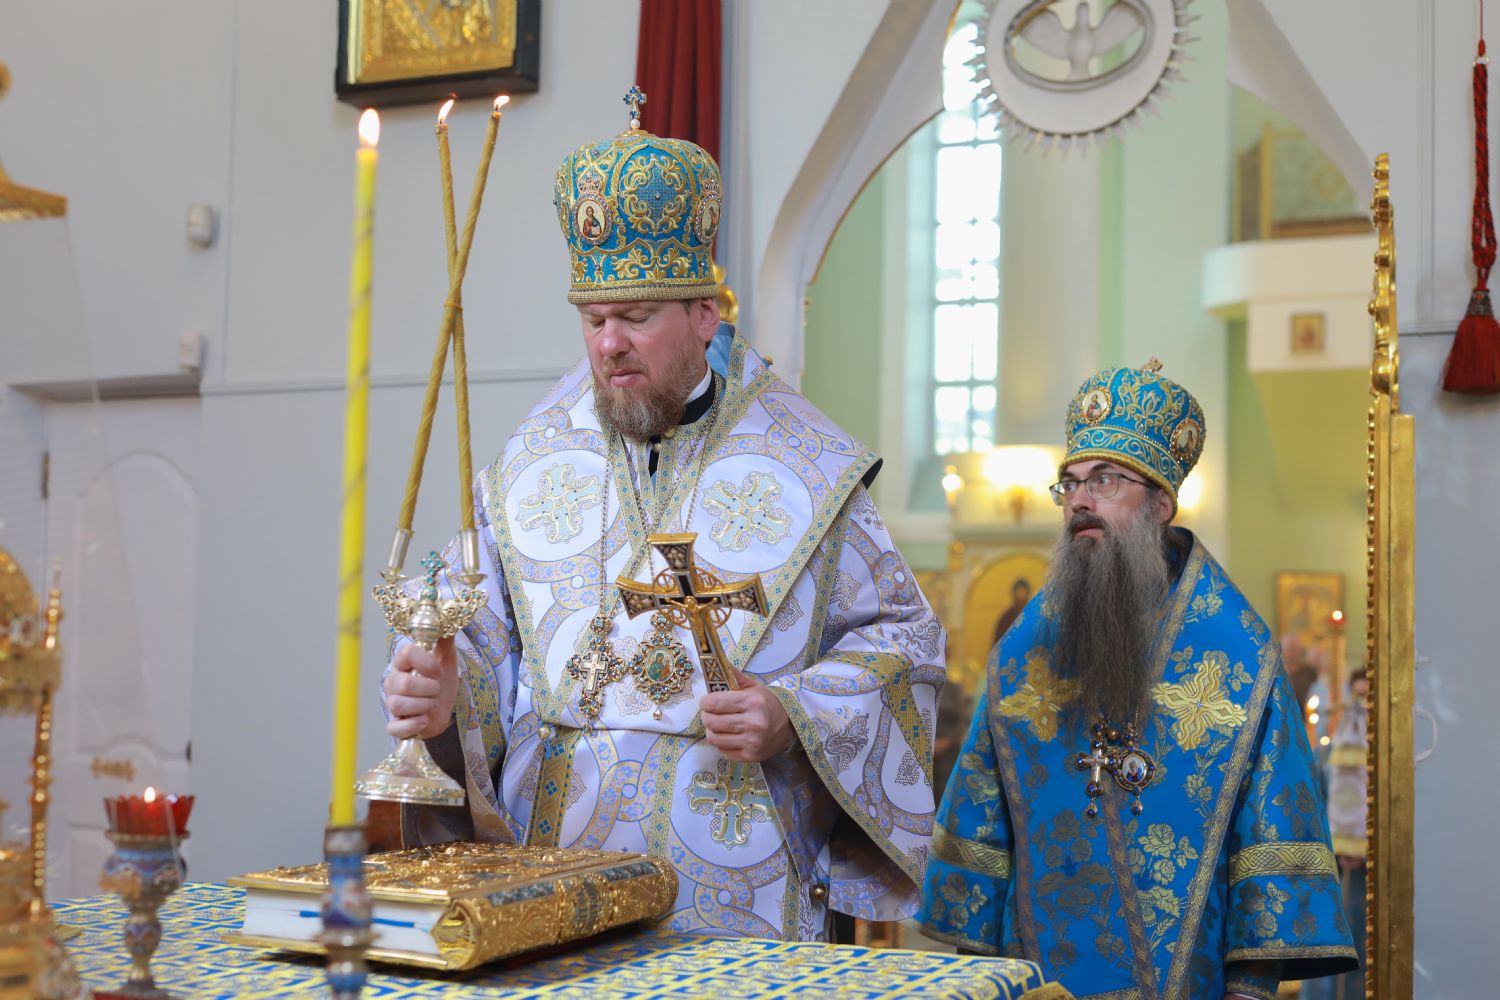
[57,883,1069,999]
[553,91,720,304]
[1063,364,1205,504]
[918,530,1357,1000]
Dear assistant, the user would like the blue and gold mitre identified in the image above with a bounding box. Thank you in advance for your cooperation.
[554,87,721,303]
[1061,360,1205,500]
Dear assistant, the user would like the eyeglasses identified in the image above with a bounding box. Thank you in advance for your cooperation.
[1049,471,1151,505]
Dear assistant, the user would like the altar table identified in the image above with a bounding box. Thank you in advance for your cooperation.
[55,883,1071,999]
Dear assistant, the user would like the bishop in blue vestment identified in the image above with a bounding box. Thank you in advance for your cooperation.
[919,364,1357,1000]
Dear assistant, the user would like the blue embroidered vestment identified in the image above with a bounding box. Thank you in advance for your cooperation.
[920,531,1357,1000]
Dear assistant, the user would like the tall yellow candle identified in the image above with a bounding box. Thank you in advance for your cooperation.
[330,107,380,827]
[451,95,508,532]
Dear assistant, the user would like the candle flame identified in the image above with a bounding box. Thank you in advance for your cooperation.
[144,786,157,803]
[438,98,455,125]
[358,108,381,149]
[493,95,510,112]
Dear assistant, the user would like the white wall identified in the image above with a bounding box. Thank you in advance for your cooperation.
[997,149,1101,446]
[0,2,234,383]
[1392,337,1497,1000]
[1252,0,1468,335]
[1,0,641,877]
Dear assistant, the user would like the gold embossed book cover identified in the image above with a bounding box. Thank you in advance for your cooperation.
[226,842,677,971]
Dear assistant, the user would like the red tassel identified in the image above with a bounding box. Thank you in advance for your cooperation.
[1442,31,1500,392]
[1442,289,1500,392]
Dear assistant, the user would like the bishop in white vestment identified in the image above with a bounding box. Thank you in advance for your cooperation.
[380,95,944,941]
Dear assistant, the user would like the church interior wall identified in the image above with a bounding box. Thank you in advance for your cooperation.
[191,376,555,879]
[1094,138,1126,371]
[1112,0,1230,558]
[0,1,235,384]
[1399,337,1498,999]
[994,132,1102,449]
[193,0,653,882]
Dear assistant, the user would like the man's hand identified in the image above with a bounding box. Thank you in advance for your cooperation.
[383,636,458,741]
[700,669,795,763]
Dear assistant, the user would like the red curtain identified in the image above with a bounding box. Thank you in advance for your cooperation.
[635,0,722,163]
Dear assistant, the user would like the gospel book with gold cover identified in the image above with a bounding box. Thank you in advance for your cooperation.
[225,842,677,971]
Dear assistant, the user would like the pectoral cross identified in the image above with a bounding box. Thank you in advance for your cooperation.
[1074,746,1113,820]
[616,533,767,692]
[565,615,625,723]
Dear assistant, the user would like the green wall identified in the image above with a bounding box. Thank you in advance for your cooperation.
[1226,322,1370,655]
[1096,136,1125,371]
[802,170,887,453]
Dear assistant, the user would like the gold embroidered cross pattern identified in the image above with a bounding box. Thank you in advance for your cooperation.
[687,758,774,847]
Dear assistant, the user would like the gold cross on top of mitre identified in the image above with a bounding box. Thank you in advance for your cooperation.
[616,533,767,693]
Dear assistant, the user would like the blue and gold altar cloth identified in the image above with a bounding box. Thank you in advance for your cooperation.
[56,883,1072,999]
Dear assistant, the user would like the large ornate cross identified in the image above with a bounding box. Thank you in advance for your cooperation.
[616,533,767,693]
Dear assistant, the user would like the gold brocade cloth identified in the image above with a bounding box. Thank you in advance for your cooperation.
[55,883,1070,999]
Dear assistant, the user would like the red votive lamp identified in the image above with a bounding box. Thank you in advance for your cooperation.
[104,787,195,837]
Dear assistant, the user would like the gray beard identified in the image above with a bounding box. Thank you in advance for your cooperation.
[592,351,705,442]
[1042,501,1171,728]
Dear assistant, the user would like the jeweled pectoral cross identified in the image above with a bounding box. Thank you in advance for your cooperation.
[565,615,625,723]
[616,533,767,693]
[1074,717,1157,819]
[1074,746,1112,820]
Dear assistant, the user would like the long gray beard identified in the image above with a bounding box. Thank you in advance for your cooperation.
[592,349,704,442]
[1042,501,1171,728]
